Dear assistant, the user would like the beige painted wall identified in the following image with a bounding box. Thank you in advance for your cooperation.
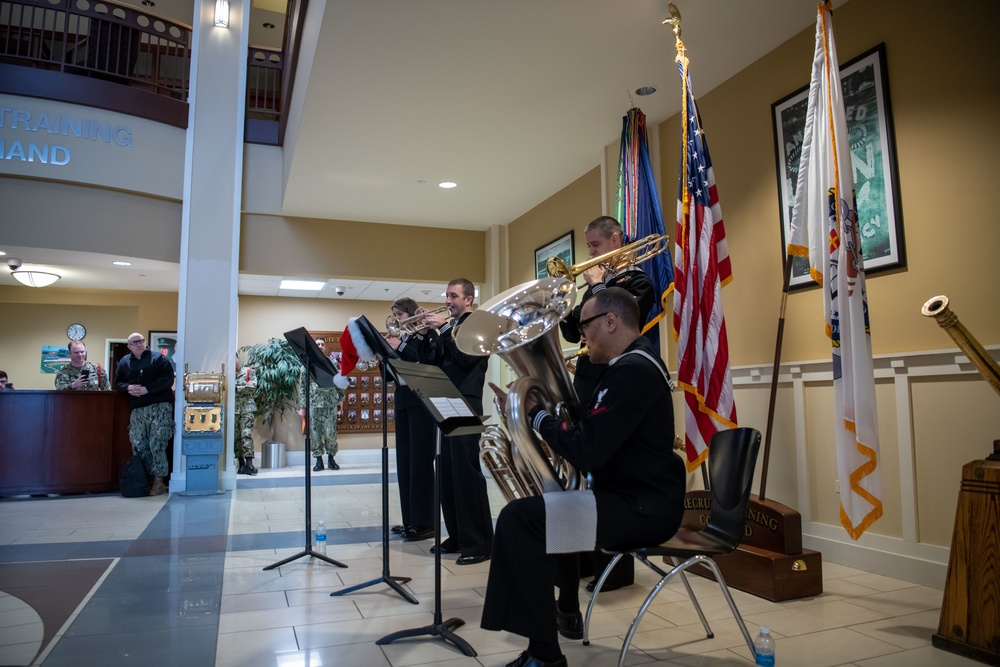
[654,0,1000,365]
[241,214,487,283]
[0,286,177,389]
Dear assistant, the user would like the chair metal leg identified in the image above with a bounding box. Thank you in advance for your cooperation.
[696,556,756,656]
[633,554,713,638]
[582,552,624,645]
[617,554,730,667]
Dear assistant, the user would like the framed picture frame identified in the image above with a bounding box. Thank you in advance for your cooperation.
[148,331,177,365]
[771,42,905,289]
[534,231,575,280]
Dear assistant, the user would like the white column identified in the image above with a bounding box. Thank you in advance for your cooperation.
[172,0,249,492]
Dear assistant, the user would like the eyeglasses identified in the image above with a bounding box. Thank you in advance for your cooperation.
[128,339,145,346]
[577,312,610,334]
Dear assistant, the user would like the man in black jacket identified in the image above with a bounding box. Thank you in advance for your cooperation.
[559,215,656,591]
[115,332,175,496]
[481,288,685,667]
[424,278,493,564]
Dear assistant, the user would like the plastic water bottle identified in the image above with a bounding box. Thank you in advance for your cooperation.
[315,520,327,555]
[754,626,775,666]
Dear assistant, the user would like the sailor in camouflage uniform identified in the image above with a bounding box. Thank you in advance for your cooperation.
[235,355,258,475]
[55,341,111,390]
[297,338,346,471]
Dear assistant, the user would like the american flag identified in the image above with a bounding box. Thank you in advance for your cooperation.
[672,60,738,471]
[787,2,882,539]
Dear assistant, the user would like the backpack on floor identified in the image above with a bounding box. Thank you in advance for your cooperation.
[119,455,150,498]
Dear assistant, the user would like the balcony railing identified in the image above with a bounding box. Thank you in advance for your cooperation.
[1,0,300,142]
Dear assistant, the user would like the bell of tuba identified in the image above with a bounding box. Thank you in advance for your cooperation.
[456,277,584,501]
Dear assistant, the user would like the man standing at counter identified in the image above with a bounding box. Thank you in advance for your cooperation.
[116,332,175,496]
[55,341,111,390]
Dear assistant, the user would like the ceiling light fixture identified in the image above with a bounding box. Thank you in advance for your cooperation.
[214,0,229,28]
[12,270,61,287]
[635,86,656,96]
[438,181,457,189]
[280,279,325,291]
[112,260,132,266]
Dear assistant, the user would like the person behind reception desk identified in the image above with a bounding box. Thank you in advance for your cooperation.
[115,332,175,497]
[55,341,111,390]
[0,370,12,389]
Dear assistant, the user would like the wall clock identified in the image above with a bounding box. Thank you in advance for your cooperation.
[67,323,86,341]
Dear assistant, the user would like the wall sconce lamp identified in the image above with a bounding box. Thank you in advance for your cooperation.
[12,271,61,288]
[214,0,230,28]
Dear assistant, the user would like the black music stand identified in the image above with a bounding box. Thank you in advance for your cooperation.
[330,315,418,604]
[263,327,348,571]
[374,358,486,657]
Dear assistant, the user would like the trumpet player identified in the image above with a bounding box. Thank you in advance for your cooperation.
[560,216,655,591]
[481,288,685,667]
[423,278,494,565]
[385,298,437,541]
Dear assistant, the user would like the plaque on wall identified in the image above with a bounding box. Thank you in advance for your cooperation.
[312,329,396,435]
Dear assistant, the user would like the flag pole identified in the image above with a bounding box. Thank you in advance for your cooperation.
[758,252,793,503]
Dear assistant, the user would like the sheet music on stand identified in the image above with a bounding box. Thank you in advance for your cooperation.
[388,360,485,437]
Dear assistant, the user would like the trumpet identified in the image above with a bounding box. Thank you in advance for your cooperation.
[385,305,449,338]
[547,233,670,281]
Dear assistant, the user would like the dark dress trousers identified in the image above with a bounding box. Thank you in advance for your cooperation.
[393,331,438,527]
[480,336,685,643]
[432,311,493,557]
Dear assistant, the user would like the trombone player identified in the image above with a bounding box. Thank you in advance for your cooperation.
[559,215,655,591]
[481,288,685,667]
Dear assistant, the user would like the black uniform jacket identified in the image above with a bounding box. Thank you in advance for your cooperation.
[560,267,656,403]
[531,336,684,518]
[432,311,488,412]
[394,331,437,410]
[115,350,175,408]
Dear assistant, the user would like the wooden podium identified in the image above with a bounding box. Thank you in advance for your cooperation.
[931,448,1000,665]
[679,492,823,601]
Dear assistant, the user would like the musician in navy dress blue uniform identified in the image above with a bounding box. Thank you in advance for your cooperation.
[481,287,685,667]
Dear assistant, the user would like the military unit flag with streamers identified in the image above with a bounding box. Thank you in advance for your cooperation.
[786,2,883,540]
[672,57,738,472]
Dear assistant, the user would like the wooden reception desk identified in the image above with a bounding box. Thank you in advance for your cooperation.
[0,390,134,496]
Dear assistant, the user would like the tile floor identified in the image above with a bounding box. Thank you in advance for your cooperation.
[0,454,983,667]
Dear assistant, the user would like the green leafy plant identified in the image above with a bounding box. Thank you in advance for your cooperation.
[240,338,302,439]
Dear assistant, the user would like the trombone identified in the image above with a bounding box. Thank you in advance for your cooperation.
[547,233,669,282]
[385,305,449,338]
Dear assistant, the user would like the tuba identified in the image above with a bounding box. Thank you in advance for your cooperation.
[456,277,584,502]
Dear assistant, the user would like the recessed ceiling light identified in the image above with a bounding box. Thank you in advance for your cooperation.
[112,260,132,266]
[263,22,275,28]
[280,279,325,291]
[0,250,6,256]
[635,86,657,96]
[438,182,457,189]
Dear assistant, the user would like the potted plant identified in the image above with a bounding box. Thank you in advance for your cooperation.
[240,338,302,446]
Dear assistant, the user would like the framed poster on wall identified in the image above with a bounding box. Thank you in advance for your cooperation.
[772,43,905,289]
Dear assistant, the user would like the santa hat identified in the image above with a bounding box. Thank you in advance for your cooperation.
[334,318,375,389]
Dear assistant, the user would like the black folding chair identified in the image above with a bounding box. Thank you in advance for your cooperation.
[583,427,762,667]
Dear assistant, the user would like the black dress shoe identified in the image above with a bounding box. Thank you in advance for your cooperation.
[505,651,567,667]
[586,578,632,593]
[403,525,434,541]
[391,524,406,535]
[429,541,459,555]
[556,608,583,640]
[456,553,490,565]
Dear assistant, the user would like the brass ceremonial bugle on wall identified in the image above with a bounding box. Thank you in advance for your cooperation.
[546,232,669,281]
[455,277,584,503]
[921,295,1000,397]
